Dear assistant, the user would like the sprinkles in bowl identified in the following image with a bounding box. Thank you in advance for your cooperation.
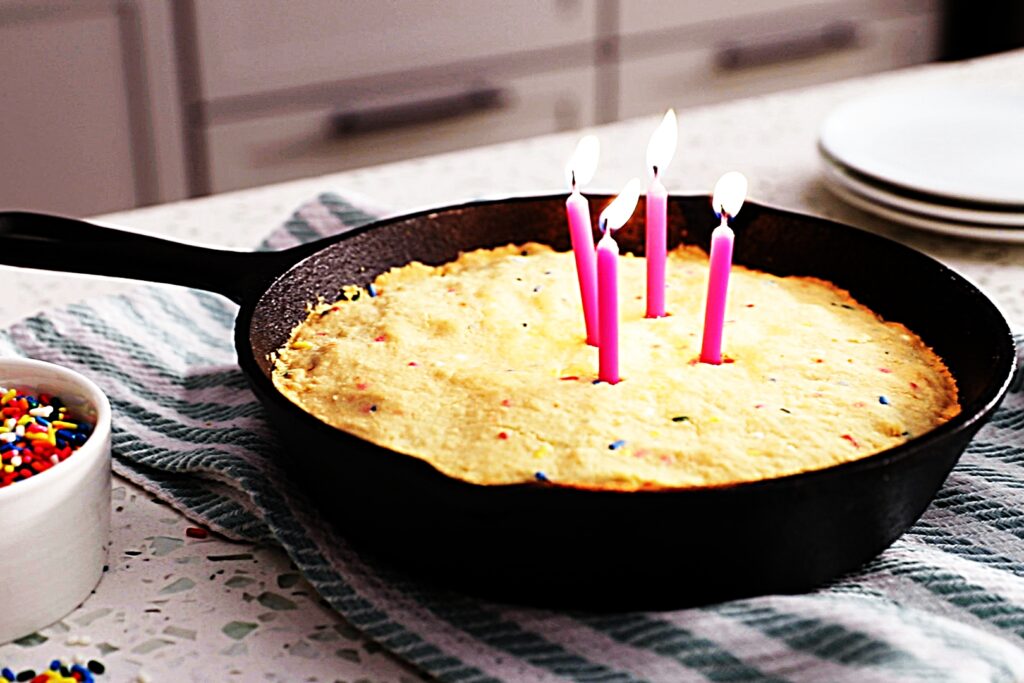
[0,387,93,489]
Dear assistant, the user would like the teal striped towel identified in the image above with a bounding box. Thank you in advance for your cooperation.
[3,193,1024,683]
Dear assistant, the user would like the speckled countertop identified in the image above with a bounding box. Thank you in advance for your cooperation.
[0,50,1022,681]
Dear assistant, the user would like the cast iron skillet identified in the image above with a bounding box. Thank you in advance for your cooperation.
[0,196,1015,609]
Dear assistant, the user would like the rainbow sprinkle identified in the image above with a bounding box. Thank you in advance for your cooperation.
[0,388,93,489]
[0,656,107,682]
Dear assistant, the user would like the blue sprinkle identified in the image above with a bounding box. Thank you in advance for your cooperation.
[0,444,13,453]
[879,395,890,405]
[609,439,626,451]
[50,661,61,672]
[592,379,601,385]
[367,284,377,297]
[2,668,14,681]
[534,471,549,482]
[35,416,50,427]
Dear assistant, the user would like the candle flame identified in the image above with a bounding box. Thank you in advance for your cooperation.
[712,171,748,219]
[646,109,678,176]
[565,135,600,189]
[600,178,642,232]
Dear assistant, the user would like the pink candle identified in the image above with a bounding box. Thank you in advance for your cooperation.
[645,174,667,318]
[699,218,734,364]
[596,179,642,384]
[644,109,676,319]
[700,171,748,365]
[597,230,619,383]
[564,135,601,346]
[567,189,600,346]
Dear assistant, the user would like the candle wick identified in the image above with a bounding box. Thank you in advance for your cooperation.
[652,165,659,178]
[571,169,577,190]
[600,218,608,234]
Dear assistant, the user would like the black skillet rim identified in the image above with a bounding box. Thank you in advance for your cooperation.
[234,193,1018,498]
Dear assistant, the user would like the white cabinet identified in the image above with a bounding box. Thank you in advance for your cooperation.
[0,0,186,216]
[0,0,944,211]
[188,0,940,195]
[0,2,136,215]
[189,0,601,193]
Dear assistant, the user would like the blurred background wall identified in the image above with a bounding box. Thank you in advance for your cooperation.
[1,0,1021,216]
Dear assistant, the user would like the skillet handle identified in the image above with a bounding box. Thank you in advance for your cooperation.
[0,211,293,304]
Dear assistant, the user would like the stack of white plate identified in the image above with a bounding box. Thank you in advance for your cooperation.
[818,86,1024,243]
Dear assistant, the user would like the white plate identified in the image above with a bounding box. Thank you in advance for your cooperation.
[819,87,1024,207]
[821,170,1024,243]
[820,158,1024,227]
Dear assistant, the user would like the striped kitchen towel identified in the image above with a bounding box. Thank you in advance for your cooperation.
[2,192,1024,683]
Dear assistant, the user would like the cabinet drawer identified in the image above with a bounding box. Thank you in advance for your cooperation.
[193,0,597,101]
[205,67,596,194]
[619,0,936,39]
[618,12,939,119]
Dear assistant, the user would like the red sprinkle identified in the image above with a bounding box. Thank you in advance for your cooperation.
[374,335,387,342]
[356,382,369,390]
[559,376,579,381]
[407,362,418,367]
[879,368,892,374]
[910,381,919,390]
[186,527,209,539]
[501,399,512,407]
[755,403,765,409]
[497,432,508,440]
[723,357,735,364]
[841,434,861,448]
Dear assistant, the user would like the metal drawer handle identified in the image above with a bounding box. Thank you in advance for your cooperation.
[329,83,507,137]
[715,21,858,71]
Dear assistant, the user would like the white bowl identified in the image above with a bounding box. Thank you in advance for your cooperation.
[0,358,111,644]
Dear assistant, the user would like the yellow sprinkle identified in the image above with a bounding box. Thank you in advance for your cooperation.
[649,430,661,438]
[17,415,32,426]
[291,341,313,350]
[48,426,57,446]
[52,421,78,429]
[25,433,49,441]
[708,416,720,423]
[3,465,11,473]
[0,427,8,434]
[0,389,14,405]
[533,444,552,459]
